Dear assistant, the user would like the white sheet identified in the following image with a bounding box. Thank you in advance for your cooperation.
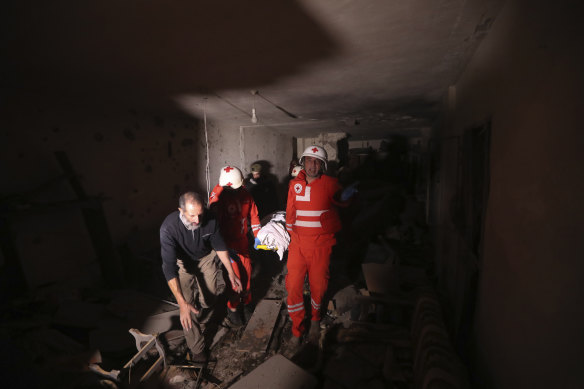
[256,211,290,260]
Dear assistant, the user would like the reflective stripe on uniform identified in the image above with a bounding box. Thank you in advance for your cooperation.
[295,220,322,228]
[296,186,311,202]
[287,301,305,313]
[296,210,327,217]
[288,305,304,313]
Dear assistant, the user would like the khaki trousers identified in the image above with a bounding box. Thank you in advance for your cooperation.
[177,251,224,354]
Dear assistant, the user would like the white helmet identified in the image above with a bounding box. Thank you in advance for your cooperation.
[219,166,243,189]
[291,165,303,177]
[300,145,327,171]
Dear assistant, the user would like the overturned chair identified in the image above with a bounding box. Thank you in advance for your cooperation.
[89,328,167,384]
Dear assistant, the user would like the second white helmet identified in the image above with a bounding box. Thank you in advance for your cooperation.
[219,166,243,189]
[300,145,328,171]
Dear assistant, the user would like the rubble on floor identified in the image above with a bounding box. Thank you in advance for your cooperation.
[0,228,467,389]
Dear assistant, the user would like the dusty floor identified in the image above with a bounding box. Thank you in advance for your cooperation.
[158,235,433,389]
[0,187,438,389]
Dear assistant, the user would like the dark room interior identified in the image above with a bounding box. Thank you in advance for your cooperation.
[1,1,583,388]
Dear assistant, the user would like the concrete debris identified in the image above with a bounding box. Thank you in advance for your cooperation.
[329,284,358,315]
[0,218,445,389]
[236,299,282,354]
[229,354,316,389]
[333,310,353,329]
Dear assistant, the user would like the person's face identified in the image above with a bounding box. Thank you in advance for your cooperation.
[179,201,204,228]
[304,156,323,178]
[252,171,260,179]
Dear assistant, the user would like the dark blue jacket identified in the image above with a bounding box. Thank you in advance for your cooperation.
[160,210,227,281]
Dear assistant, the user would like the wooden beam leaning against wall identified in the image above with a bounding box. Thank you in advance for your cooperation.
[55,151,124,287]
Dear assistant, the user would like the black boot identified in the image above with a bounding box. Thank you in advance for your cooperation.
[189,349,208,364]
[227,308,243,327]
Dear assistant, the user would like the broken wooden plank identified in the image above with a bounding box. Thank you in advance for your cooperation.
[236,299,281,353]
[55,150,123,287]
[230,354,316,389]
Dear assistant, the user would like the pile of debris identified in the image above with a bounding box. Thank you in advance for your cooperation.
[0,230,467,389]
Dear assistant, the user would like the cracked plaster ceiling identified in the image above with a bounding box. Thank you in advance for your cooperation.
[2,0,504,140]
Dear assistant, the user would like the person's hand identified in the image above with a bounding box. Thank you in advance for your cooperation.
[229,273,243,293]
[178,301,199,331]
[340,182,359,201]
[254,237,261,250]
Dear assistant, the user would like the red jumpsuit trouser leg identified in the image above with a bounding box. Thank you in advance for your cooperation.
[227,247,252,310]
[286,236,333,337]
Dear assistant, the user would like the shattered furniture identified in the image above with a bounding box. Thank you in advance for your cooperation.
[90,328,168,384]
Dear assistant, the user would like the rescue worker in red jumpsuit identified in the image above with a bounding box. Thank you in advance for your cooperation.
[285,145,357,346]
[209,165,262,326]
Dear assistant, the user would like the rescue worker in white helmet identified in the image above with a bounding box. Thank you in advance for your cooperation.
[209,166,261,326]
[284,145,358,350]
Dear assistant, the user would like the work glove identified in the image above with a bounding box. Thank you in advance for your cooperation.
[253,237,261,250]
[340,182,359,201]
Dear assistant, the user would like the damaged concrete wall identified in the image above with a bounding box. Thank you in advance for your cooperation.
[1,94,297,291]
[433,1,584,388]
[241,125,293,180]
[0,95,207,289]
[241,125,295,209]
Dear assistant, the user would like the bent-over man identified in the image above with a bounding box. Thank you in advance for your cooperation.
[160,191,242,363]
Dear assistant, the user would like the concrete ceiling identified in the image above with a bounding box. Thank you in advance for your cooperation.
[2,0,504,140]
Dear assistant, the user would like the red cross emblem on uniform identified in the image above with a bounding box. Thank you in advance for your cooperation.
[226,182,232,186]
[224,166,233,172]
[311,147,319,153]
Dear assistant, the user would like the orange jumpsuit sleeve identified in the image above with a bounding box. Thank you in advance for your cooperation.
[209,184,223,206]
[285,179,297,234]
[249,197,261,237]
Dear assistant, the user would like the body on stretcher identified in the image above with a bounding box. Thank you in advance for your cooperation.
[255,211,290,260]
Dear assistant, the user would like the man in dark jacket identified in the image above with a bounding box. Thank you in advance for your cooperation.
[244,163,279,219]
[160,191,241,363]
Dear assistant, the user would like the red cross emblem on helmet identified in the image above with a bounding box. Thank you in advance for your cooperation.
[300,145,328,171]
[219,165,243,189]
